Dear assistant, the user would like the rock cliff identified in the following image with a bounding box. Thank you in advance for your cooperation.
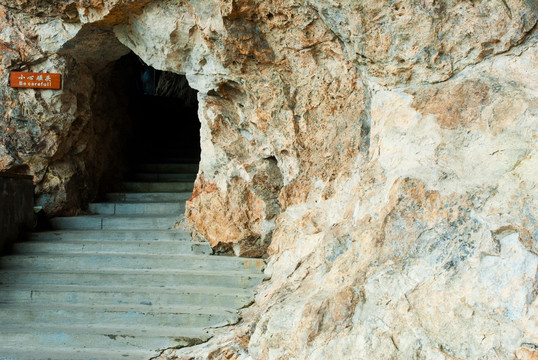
[0,0,536,358]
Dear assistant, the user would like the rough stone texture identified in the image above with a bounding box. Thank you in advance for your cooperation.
[0,0,537,359]
[0,1,135,214]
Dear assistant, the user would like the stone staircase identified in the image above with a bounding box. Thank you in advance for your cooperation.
[0,161,266,360]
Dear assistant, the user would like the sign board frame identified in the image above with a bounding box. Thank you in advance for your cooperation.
[10,72,61,90]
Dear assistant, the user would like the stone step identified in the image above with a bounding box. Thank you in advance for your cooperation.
[0,253,266,273]
[0,302,238,329]
[0,284,253,308]
[138,163,199,173]
[119,181,195,192]
[0,346,154,360]
[106,192,192,202]
[27,229,192,241]
[134,172,197,182]
[89,201,185,215]
[0,269,266,288]
[12,239,211,255]
[0,324,211,359]
[50,215,179,230]
[0,156,266,359]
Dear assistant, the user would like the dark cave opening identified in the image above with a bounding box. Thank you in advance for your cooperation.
[92,52,200,201]
[121,52,201,165]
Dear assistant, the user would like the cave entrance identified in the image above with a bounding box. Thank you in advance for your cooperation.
[118,52,200,168]
[86,50,201,202]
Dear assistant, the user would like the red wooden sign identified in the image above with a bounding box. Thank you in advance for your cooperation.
[10,72,61,90]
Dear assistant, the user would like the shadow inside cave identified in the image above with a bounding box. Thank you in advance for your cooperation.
[121,52,201,166]
[93,52,201,200]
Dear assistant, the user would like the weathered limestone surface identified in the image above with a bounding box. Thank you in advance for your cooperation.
[0,0,135,214]
[0,0,537,359]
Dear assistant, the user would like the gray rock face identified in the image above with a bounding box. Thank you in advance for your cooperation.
[0,0,537,359]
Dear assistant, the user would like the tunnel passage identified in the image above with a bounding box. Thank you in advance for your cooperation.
[91,52,201,200]
[120,52,200,167]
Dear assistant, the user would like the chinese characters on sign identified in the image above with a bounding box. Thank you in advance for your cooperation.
[10,72,61,90]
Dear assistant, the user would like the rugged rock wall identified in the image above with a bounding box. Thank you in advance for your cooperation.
[0,0,134,214]
[1,0,537,359]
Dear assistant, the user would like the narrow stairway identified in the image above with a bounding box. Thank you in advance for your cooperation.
[0,161,266,360]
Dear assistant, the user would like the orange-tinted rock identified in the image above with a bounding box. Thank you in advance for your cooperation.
[1,0,537,358]
[410,79,491,129]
